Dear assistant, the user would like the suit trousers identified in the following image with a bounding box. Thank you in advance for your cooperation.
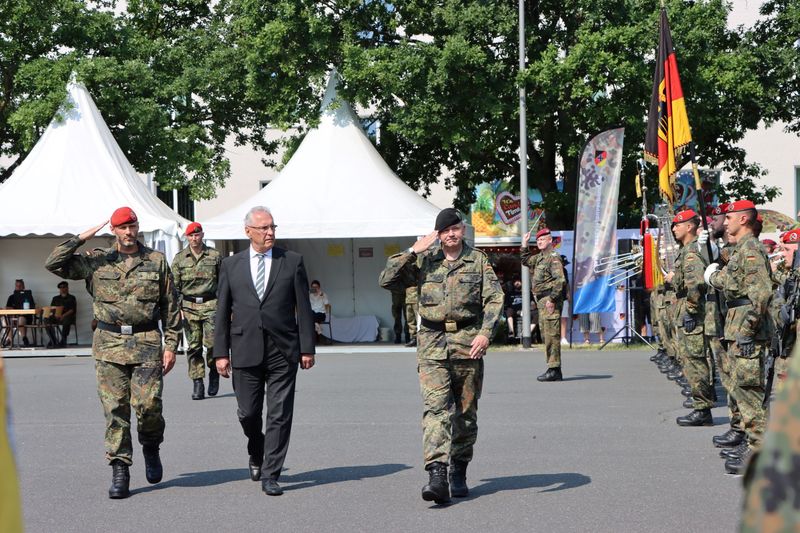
[232,334,298,480]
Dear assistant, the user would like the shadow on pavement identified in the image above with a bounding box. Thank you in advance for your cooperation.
[470,472,591,496]
[134,468,248,493]
[561,374,612,381]
[281,463,413,491]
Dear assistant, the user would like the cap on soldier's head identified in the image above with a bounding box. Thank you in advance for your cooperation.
[110,206,138,227]
[711,203,729,216]
[536,228,551,239]
[185,222,203,236]
[57,281,68,289]
[781,229,800,244]
[725,200,756,213]
[762,238,777,247]
[434,208,462,232]
[672,209,698,224]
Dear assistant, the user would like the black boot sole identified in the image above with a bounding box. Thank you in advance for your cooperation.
[108,489,130,499]
[421,487,451,504]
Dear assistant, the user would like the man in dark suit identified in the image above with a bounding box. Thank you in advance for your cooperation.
[214,206,316,496]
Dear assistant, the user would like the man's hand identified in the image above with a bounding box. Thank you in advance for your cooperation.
[79,221,108,242]
[523,230,532,246]
[703,263,720,285]
[682,312,697,333]
[216,357,232,378]
[412,231,439,254]
[544,299,556,314]
[162,350,176,375]
[469,335,490,359]
[300,354,315,369]
[697,229,710,245]
[664,271,675,283]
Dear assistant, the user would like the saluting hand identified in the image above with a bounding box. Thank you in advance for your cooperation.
[412,231,439,254]
[79,221,108,242]
[523,230,532,246]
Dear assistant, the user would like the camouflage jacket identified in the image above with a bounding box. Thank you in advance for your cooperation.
[171,244,221,308]
[672,237,707,316]
[708,233,773,341]
[45,236,181,361]
[520,248,567,301]
[378,244,503,341]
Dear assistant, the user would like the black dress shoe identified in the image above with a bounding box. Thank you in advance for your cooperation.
[724,446,752,475]
[108,460,130,499]
[192,378,205,400]
[249,457,262,481]
[262,478,283,496]
[713,429,745,448]
[682,398,694,409]
[676,409,713,427]
[142,445,163,484]
[421,462,450,504]
[207,369,219,397]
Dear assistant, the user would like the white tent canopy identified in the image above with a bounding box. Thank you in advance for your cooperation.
[0,79,187,243]
[202,71,442,240]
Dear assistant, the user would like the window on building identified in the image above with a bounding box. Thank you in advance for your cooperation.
[155,184,194,220]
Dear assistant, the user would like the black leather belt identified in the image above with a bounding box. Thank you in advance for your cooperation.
[534,291,552,299]
[726,298,751,308]
[97,320,159,335]
[705,294,717,302]
[675,290,688,298]
[182,293,216,304]
[421,318,478,333]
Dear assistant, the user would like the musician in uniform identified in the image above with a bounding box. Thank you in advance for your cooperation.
[666,210,714,426]
[521,228,567,382]
[705,200,773,475]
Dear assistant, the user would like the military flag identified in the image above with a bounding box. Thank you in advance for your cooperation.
[644,8,692,204]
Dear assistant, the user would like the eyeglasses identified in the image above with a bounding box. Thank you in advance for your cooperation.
[248,224,278,233]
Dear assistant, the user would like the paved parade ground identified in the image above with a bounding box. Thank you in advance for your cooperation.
[6,347,743,533]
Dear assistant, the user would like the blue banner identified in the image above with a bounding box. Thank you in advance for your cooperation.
[572,128,625,313]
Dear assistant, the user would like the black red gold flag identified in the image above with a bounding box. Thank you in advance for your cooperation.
[644,8,692,204]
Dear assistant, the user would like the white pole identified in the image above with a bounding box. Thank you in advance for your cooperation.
[519,0,532,348]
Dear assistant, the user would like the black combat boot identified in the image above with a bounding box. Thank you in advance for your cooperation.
[666,369,684,381]
[449,460,469,498]
[680,386,692,397]
[207,368,219,397]
[676,408,713,426]
[421,462,450,504]
[713,429,745,448]
[405,339,417,347]
[192,378,205,400]
[720,440,748,459]
[108,460,130,499]
[724,445,752,475]
[682,398,693,409]
[142,444,163,484]
[536,368,552,382]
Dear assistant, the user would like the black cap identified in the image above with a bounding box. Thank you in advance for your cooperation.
[434,208,462,232]
[57,281,68,288]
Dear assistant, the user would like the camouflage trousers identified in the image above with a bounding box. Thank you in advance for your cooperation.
[676,325,713,410]
[391,291,405,340]
[728,340,768,448]
[417,327,484,466]
[657,298,677,361]
[536,298,561,368]
[739,345,800,532]
[182,305,215,380]
[95,359,164,465]
[709,336,743,431]
[405,300,418,342]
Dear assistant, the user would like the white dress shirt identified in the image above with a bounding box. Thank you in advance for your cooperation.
[249,246,273,297]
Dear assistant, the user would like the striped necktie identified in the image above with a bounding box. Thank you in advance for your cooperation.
[255,253,266,299]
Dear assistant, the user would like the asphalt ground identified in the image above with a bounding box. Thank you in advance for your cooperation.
[6,348,743,533]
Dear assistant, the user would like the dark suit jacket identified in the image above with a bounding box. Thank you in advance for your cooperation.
[214,247,315,368]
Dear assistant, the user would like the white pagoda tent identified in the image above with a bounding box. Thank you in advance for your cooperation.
[202,72,443,339]
[0,79,188,345]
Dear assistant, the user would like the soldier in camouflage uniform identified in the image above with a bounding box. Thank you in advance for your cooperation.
[379,208,503,504]
[171,222,221,400]
[405,284,418,347]
[44,207,180,499]
[705,200,773,475]
[769,229,800,392]
[740,340,800,532]
[701,204,748,450]
[666,210,713,426]
[520,228,567,382]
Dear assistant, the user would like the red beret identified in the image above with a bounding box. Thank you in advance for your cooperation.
[756,214,763,223]
[781,229,800,244]
[185,222,203,235]
[711,203,729,216]
[110,206,138,227]
[672,209,698,224]
[536,228,551,239]
[762,239,777,247]
[725,200,756,213]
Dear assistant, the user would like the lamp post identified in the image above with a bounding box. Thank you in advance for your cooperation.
[518,0,532,348]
